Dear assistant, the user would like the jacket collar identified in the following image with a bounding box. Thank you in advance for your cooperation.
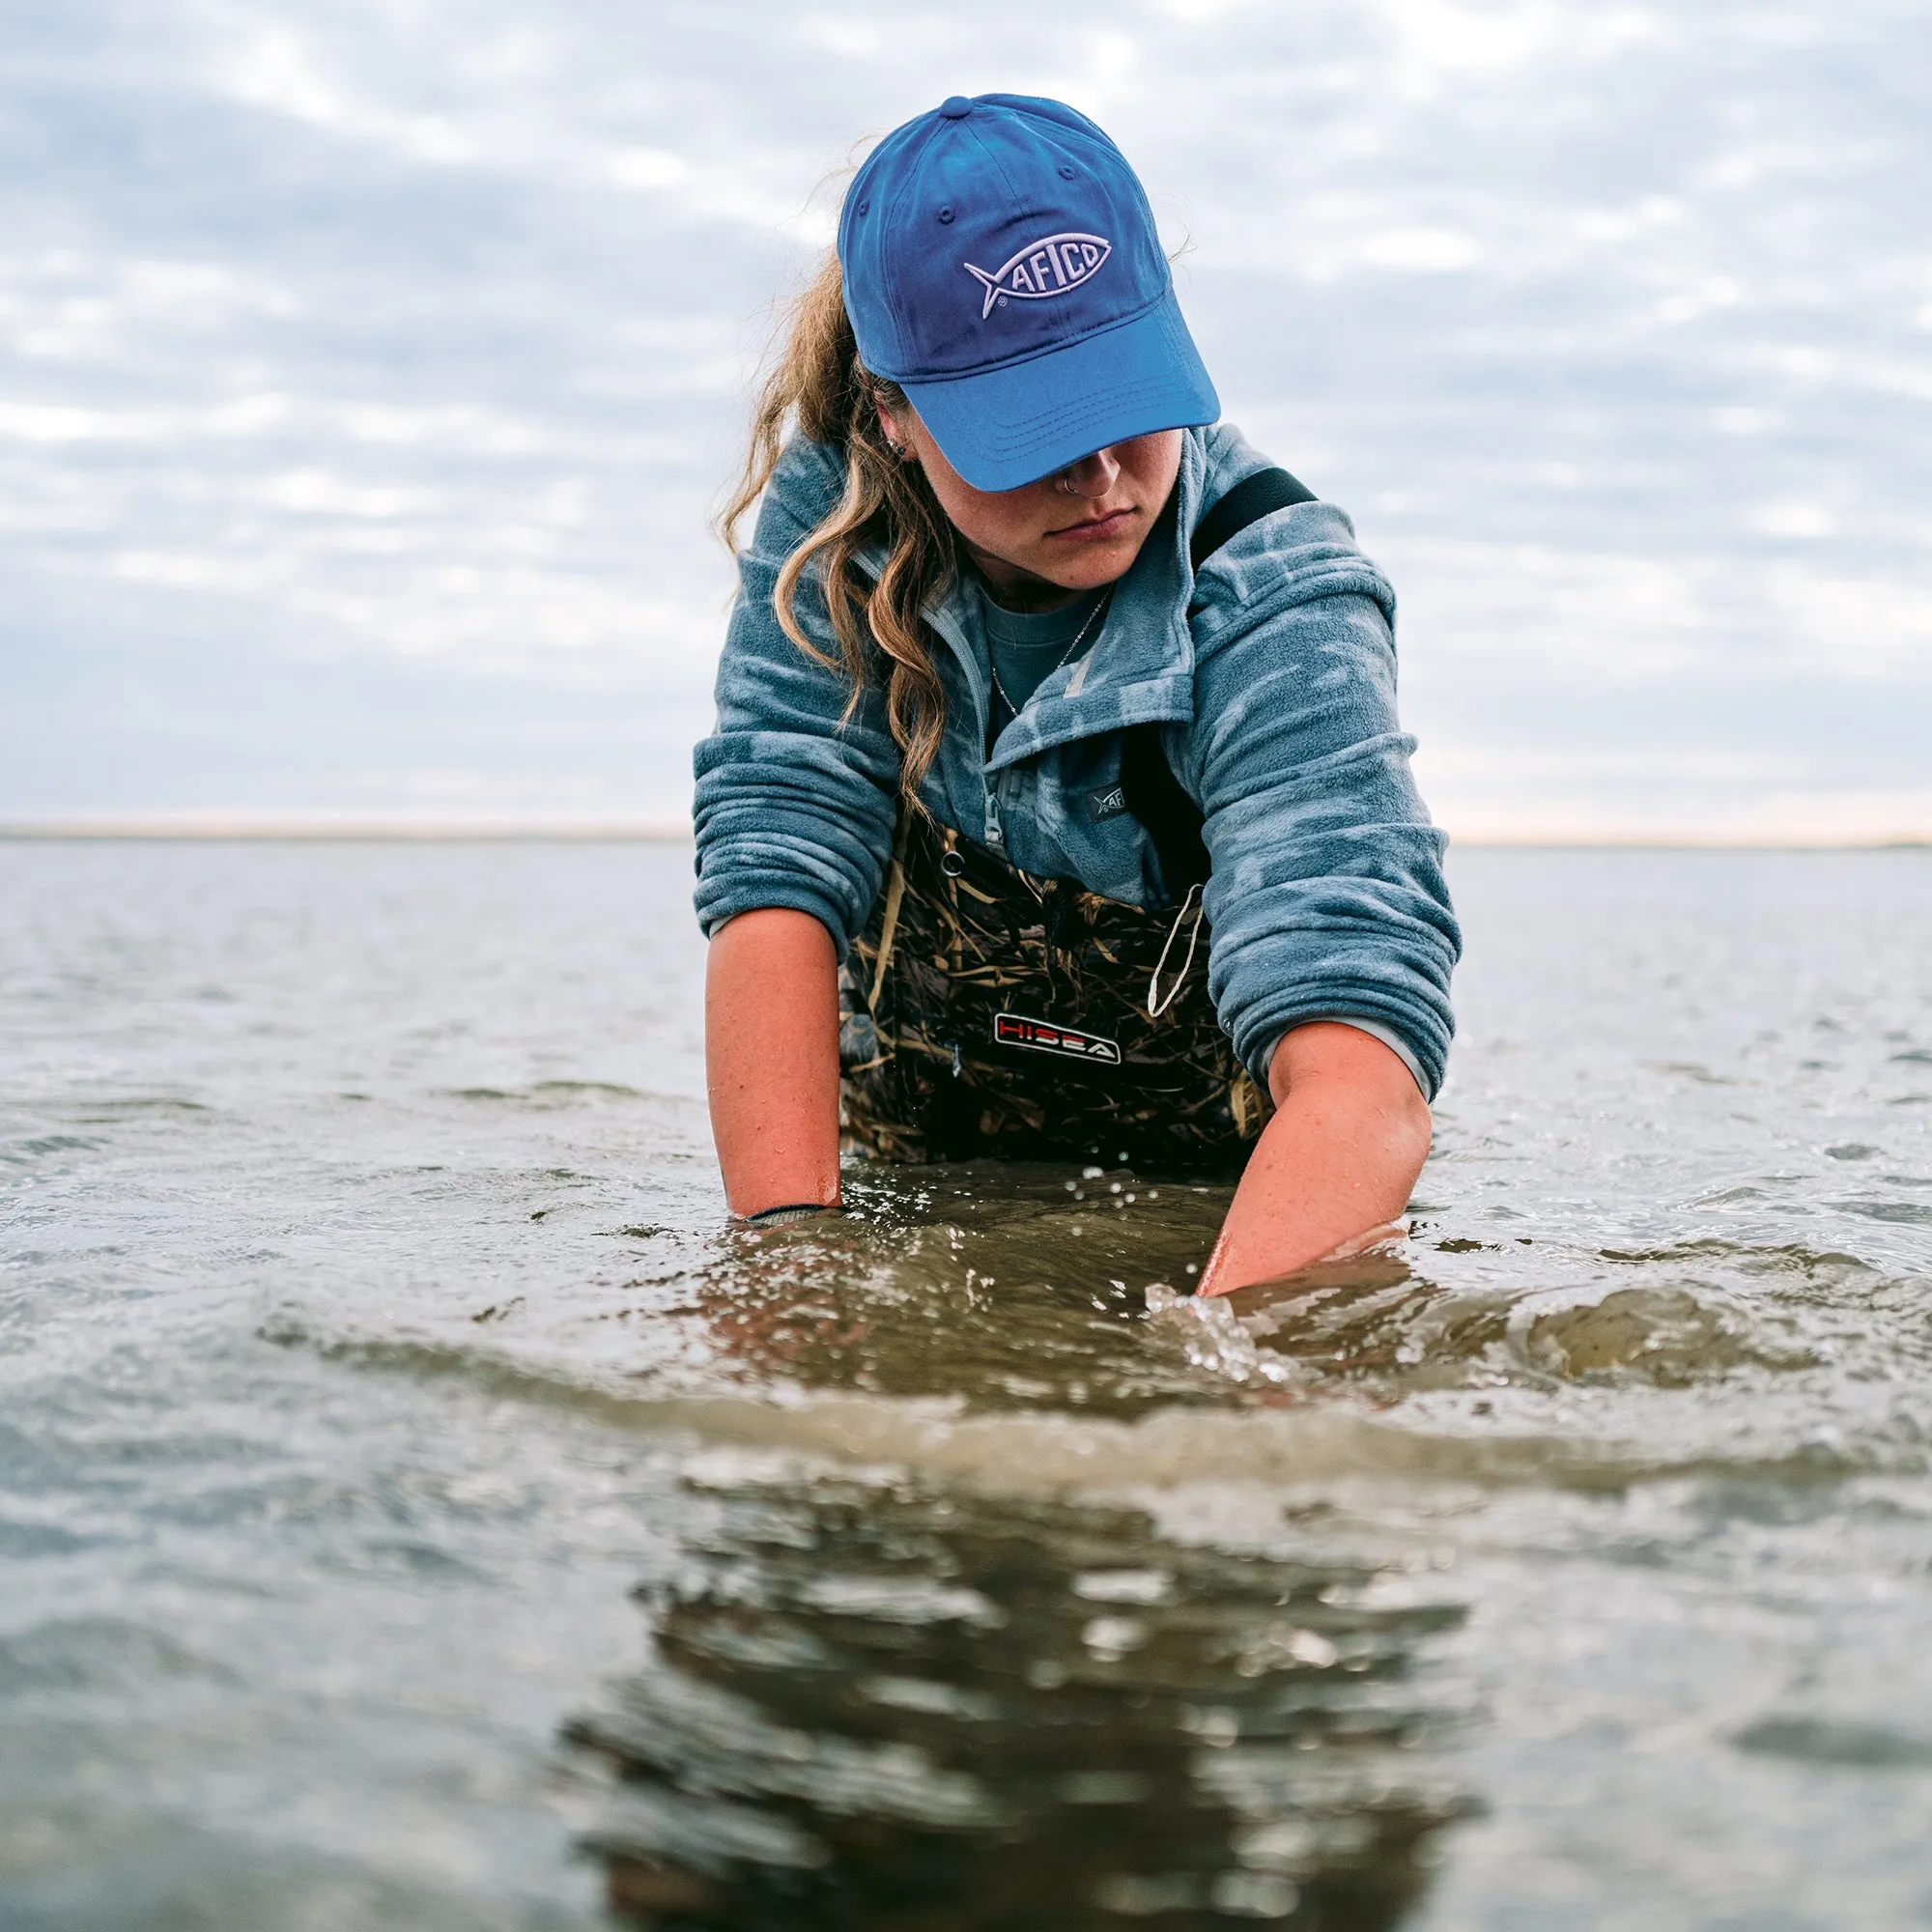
[853,428,1211,775]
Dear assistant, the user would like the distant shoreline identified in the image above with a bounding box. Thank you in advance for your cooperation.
[1,821,1925,851]
[0,821,695,842]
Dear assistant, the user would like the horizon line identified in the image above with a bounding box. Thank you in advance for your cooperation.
[0,819,694,841]
[1,818,1927,852]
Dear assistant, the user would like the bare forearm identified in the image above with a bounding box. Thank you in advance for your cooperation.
[704,908,842,1217]
[1196,1022,1431,1297]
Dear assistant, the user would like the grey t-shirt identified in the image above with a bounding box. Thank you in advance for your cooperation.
[977,581,1109,723]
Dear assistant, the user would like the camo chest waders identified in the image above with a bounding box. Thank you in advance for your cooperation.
[838,808,1269,1171]
[837,468,1318,1173]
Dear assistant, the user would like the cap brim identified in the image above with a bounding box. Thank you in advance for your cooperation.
[898,289,1219,493]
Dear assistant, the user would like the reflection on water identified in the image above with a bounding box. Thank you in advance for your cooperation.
[569,1480,1469,1930]
[6,843,1932,1930]
[549,1145,1905,1928]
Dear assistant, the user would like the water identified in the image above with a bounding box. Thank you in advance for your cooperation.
[3,838,1930,1930]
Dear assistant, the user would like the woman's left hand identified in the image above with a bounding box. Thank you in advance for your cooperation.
[1194,1022,1431,1298]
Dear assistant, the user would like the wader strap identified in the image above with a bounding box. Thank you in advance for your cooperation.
[1122,465,1319,898]
[1188,465,1317,575]
[1121,722,1210,895]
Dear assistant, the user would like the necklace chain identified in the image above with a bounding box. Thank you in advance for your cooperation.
[986,587,1113,722]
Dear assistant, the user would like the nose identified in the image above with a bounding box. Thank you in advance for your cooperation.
[1058,446,1122,498]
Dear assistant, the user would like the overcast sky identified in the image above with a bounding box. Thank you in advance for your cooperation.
[3,0,1928,837]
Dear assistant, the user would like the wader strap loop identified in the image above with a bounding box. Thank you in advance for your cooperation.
[867,812,912,1011]
[1147,882,1205,1018]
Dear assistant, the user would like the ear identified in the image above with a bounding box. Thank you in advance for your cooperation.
[873,397,911,457]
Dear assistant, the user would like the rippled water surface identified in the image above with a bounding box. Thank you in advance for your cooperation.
[4,839,1931,1930]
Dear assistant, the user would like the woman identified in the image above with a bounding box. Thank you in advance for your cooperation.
[695,94,1459,1297]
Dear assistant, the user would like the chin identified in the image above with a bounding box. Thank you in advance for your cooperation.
[1040,546,1138,589]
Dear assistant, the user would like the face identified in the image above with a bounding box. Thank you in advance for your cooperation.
[876,401,1181,609]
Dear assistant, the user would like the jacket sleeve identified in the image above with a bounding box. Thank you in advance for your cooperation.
[1182,508,1461,1098]
[692,440,901,952]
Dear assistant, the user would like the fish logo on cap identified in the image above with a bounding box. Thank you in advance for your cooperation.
[964,231,1112,320]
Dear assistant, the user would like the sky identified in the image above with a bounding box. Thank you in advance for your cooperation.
[2,0,1928,838]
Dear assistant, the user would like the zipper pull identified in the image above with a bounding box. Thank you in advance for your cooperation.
[983,789,1005,848]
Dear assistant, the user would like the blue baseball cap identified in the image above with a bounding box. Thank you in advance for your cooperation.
[837,94,1219,493]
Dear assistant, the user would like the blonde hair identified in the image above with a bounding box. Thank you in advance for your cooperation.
[719,250,958,798]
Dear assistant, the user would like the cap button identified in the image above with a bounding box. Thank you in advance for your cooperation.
[938,96,973,119]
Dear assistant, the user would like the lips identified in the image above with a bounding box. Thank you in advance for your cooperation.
[1046,506,1137,541]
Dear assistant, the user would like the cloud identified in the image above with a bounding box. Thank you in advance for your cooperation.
[1,0,1927,832]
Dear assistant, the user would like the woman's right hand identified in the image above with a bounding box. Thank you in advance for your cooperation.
[705,907,843,1218]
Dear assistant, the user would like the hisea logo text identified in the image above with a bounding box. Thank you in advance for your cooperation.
[965,232,1112,320]
[993,1012,1122,1065]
